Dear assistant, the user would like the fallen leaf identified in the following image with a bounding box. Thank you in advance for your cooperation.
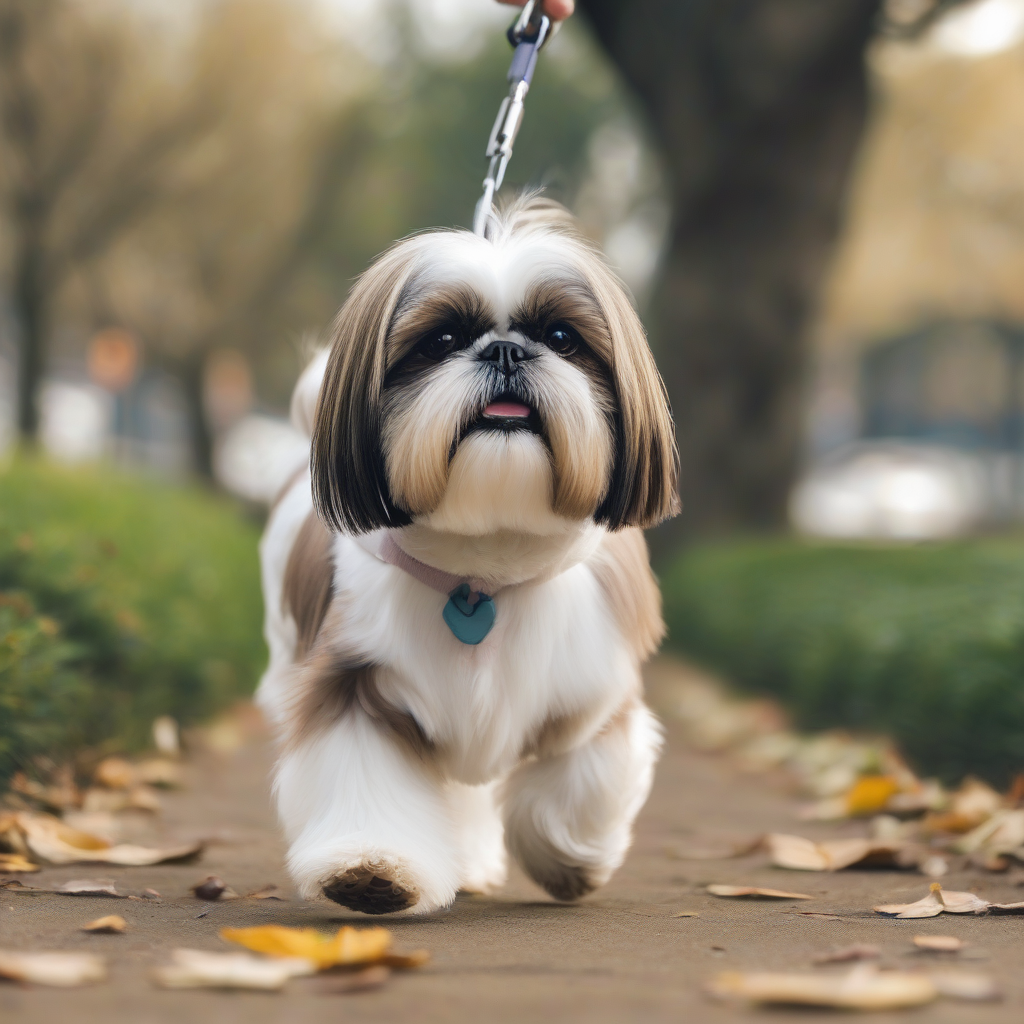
[82,915,127,934]
[706,884,813,900]
[919,854,949,878]
[948,778,1002,829]
[59,879,123,897]
[845,775,900,816]
[136,758,183,788]
[245,884,282,900]
[0,854,39,873]
[126,785,162,813]
[929,970,1001,1001]
[380,950,431,970]
[15,813,201,866]
[875,883,989,918]
[314,964,390,994]
[192,876,238,901]
[955,810,1024,855]
[767,833,911,872]
[93,757,136,790]
[152,949,315,990]
[914,935,963,952]
[812,944,880,965]
[220,925,394,969]
[0,951,107,987]
[708,963,936,1010]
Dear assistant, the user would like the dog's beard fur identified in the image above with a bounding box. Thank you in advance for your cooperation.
[382,329,615,537]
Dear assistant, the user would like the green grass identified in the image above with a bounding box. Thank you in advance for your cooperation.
[0,458,265,784]
[660,539,1024,787]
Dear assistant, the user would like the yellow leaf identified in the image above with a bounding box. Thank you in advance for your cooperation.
[845,775,900,816]
[220,925,393,969]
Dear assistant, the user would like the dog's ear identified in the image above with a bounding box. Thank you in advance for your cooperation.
[585,263,680,531]
[312,247,415,534]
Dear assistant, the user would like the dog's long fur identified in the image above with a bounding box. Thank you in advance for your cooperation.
[257,196,679,914]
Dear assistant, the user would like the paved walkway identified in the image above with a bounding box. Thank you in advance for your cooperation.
[3,665,1022,1022]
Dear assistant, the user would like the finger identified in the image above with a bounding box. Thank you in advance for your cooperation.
[495,0,574,21]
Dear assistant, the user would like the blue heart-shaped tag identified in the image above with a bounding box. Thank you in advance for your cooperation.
[442,583,495,645]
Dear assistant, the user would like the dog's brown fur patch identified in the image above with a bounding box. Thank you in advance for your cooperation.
[284,633,435,762]
[282,511,335,660]
[590,528,665,661]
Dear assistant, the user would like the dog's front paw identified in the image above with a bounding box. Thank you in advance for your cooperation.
[321,861,419,915]
[532,861,598,903]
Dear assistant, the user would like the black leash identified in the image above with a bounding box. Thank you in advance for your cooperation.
[472,1,556,236]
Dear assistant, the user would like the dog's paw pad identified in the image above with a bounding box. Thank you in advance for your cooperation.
[322,865,417,914]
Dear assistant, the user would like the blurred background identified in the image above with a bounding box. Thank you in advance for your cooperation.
[5,0,1024,785]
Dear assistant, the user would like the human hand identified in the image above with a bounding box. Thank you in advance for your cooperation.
[496,0,574,22]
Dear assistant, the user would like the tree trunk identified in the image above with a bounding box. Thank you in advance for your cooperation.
[579,0,882,540]
[13,235,46,441]
[179,352,214,480]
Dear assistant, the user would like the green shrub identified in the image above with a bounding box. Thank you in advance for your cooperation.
[660,539,1024,786]
[0,458,265,784]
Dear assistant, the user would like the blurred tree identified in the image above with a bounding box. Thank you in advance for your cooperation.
[87,0,372,475]
[580,0,883,537]
[579,0,973,538]
[0,0,213,441]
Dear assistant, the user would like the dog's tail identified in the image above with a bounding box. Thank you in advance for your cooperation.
[290,348,330,437]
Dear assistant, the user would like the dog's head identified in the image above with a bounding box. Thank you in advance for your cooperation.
[311,196,679,537]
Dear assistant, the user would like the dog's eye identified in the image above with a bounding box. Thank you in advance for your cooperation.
[418,329,464,362]
[544,324,579,356]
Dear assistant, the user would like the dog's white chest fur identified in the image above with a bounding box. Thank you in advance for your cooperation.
[334,534,633,783]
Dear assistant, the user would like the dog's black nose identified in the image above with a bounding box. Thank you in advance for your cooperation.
[480,339,529,375]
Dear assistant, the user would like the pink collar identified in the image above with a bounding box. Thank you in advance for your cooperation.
[371,533,492,602]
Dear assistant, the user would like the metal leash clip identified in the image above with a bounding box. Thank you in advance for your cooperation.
[472,0,554,236]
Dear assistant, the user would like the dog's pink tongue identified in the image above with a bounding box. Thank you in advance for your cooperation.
[484,401,531,418]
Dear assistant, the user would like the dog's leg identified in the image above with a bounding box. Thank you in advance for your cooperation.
[448,780,507,894]
[503,699,662,901]
[275,711,460,915]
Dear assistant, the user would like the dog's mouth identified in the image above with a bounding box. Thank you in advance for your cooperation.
[469,394,542,435]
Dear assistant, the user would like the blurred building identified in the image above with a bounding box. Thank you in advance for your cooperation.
[795,0,1024,539]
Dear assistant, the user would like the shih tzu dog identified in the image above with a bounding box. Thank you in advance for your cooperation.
[257,195,678,915]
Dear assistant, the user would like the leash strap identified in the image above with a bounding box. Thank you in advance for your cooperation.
[472,1,554,236]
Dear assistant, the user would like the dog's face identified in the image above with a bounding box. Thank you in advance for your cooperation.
[312,198,678,537]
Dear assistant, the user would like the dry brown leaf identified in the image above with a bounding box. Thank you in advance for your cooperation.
[136,759,182,788]
[59,879,122,897]
[768,833,910,872]
[955,810,1024,855]
[929,970,1001,1001]
[949,778,1002,828]
[315,964,390,994]
[708,963,936,1010]
[82,915,127,934]
[812,944,881,964]
[244,884,282,900]
[93,757,136,790]
[15,813,201,866]
[0,951,107,987]
[126,785,162,813]
[914,935,963,952]
[380,950,431,970]
[875,883,989,918]
[152,948,315,990]
[707,884,813,900]
[0,853,39,873]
